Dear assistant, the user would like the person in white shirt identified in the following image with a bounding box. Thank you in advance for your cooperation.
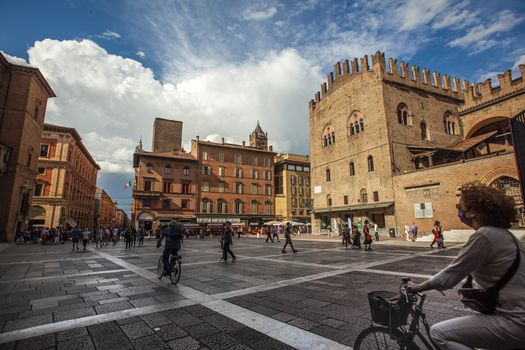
[407,183,525,349]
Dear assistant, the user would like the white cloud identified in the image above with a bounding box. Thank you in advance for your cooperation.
[395,0,449,31]
[513,54,525,71]
[24,39,321,175]
[242,4,278,21]
[100,30,121,39]
[136,50,146,58]
[448,10,523,51]
[1,51,34,67]
[432,2,480,30]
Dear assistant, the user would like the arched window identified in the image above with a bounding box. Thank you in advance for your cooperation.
[264,201,272,215]
[360,188,368,203]
[397,103,410,126]
[322,126,335,147]
[201,198,211,213]
[235,199,244,214]
[420,121,428,141]
[349,162,355,176]
[183,167,190,176]
[348,111,365,136]
[251,200,259,214]
[491,177,522,207]
[326,168,331,182]
[367,155,374,172]
[326,194,332,207]
[217,199,227,214]
[443,112,459,135]
[146,163,153,172]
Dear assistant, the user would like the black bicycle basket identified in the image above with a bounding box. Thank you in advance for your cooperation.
[368,291,410,329]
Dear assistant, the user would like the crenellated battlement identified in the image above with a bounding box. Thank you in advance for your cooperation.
[459,65,525,112]
[309,52,467,111]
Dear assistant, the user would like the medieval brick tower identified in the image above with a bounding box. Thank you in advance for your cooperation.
[249,120,268,150]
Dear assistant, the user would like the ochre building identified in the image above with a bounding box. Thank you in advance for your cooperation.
[132,118,199,230]
[132,119,276,231]
[0,53,55,241]
[94,188,118,229]
[31,124,100,230]
[190,122,276,226]
[309,52,524,236]
[274,153,311,222]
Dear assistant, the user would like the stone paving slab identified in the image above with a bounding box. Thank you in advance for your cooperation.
[0,237,476,349]
[0,306,294,350]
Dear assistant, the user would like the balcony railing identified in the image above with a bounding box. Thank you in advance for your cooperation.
[132,189,162,197]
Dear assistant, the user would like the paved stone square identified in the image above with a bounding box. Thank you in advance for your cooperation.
[0,236,478,349]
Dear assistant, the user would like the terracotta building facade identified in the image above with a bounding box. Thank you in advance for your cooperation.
[0,53,55,241]
[309,52,524,236]
[274,153,311,222]
[30,124,100,230]
[94,188,118,229]
[132,119,276,231]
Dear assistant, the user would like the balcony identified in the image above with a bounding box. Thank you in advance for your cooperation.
[132,189,161,197]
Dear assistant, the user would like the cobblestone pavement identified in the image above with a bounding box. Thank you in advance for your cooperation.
[0,236,477,349]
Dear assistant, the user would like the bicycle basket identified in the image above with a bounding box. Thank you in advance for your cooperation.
[368,291,410,329]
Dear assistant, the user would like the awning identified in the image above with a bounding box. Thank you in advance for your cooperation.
[138,212,154,221]
[314,201,395,214]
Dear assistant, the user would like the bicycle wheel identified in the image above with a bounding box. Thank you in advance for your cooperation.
[157,255,164,279]
[354,326,420,350]
[169,256,181,285]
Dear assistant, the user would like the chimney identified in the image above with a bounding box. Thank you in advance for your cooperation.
[242,141,245,147]
[221,137,224,144]
[196,136,200,141]
[269,145,273,152]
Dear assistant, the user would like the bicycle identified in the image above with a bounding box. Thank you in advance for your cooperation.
[354,277,436,350]
[156,250,181,285]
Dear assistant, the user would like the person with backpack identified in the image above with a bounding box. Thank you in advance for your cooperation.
[363,220,373,251]
[282,222,298,253]
[219,221,236,263]
[157,220,183,275]
[407,182,525,349]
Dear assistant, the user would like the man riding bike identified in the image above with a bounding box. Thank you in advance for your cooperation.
[157,220,183,275]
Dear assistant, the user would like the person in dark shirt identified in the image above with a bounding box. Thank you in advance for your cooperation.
[219,222,236,263]
[157,220,183,275]
[71,226,82,251]
[282,222,297,253]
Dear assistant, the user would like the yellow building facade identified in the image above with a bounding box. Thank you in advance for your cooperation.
[31,124,100,229]
[274,154,311,222]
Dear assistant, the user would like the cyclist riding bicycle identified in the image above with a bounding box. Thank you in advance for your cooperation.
[407,183,525,349]
[157,220,183,275]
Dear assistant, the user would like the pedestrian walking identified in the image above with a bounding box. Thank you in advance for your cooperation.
[237,228,242,239]
[81,228,90,251]
[131,229,137,247]
[412,222,418,241]
[125,229,132,250]
[282,222,298,253]
[95,228,103,248]
[363,220,373,251]
[342,224,351,248]
[71,226,82,251]
[352,225,361,249]
[139,229,145,246]
[219,222,236,263]
[265,227,274,243]
[273,226,280,242]
[327,225,333,238]
[430,220,442,249]
[404,224,410,241]
[374,222,379,241]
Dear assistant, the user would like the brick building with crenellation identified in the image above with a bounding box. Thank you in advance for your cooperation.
[309,52,524,237]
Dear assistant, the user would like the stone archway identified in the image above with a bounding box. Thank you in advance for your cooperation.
[489,176,523,227]
[464,116,511,139]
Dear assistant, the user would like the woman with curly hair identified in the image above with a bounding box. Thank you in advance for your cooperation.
[407,182,525,349]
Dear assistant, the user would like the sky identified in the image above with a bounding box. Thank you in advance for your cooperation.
[1,0,525,216]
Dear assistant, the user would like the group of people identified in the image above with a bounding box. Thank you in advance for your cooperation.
[341,220,374,251]
[15,227,65,245]
[403,221,446,249]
